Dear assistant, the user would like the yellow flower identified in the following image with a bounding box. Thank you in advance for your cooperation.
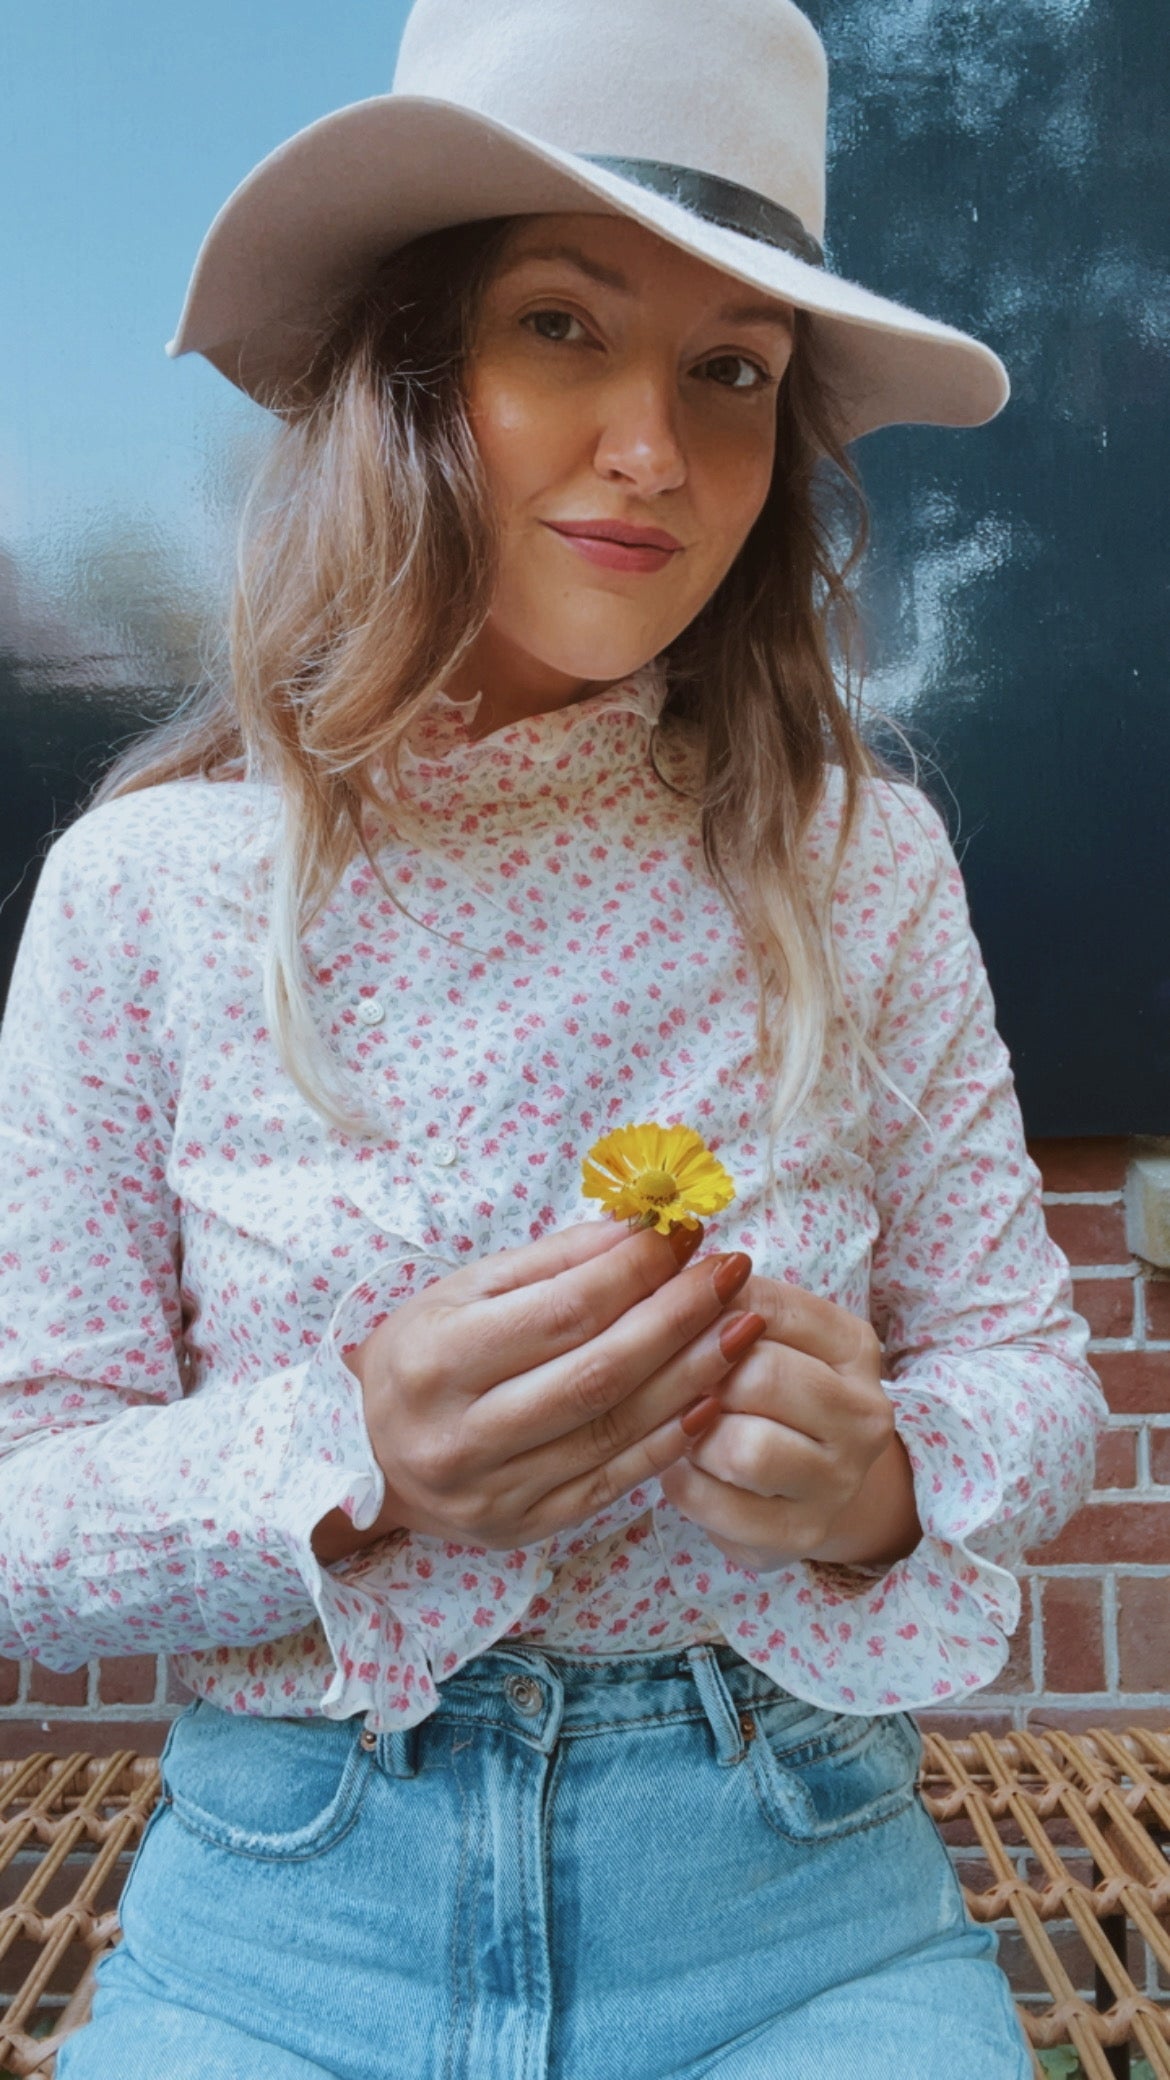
[581,1121,736,1236]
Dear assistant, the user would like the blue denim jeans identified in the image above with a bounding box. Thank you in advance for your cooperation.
[58,1642,1032,2079]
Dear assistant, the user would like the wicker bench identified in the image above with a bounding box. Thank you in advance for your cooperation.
[1,1726,1168,2079]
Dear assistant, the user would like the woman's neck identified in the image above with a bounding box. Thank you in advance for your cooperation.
[443,624,622,741]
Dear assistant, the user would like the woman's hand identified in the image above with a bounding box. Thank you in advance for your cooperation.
[657,1274,923,1574]
[312,1219,767,1561]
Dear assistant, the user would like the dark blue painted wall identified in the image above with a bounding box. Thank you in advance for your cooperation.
[804,0,1169,1129]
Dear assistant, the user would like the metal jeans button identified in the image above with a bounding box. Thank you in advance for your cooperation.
[504,1673,544,1716]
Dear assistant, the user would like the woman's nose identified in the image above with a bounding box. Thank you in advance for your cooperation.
[592,371,687,495]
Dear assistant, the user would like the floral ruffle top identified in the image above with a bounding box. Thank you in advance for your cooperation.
[0,664,1106,1733]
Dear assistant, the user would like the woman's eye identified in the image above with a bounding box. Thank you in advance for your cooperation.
[522,308,590,345]
[700,353,772,392]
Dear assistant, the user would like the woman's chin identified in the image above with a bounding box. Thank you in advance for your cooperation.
[517,616,674,687]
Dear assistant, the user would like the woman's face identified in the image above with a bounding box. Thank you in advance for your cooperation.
[455,211,795,726]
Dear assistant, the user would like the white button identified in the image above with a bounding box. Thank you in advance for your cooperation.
[430,1140,458,1166]
[355,998,385,1025]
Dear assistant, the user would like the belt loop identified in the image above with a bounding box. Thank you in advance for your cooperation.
[385,1727,418,1778]
[364,1720,418,1778]
[685,1644,750,1767]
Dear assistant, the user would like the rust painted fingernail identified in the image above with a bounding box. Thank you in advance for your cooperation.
[711,1251,752,1302]
[718,1310,766,1362]
[679,1393,722,1438]
[667,1222,704,1268]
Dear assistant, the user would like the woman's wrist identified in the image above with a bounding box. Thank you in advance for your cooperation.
[806,1428,923,1571]
[310,1342,405,1561]
[309,1490,406,1564]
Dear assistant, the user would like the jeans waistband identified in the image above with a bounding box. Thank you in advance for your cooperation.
[372,1640,813,1780]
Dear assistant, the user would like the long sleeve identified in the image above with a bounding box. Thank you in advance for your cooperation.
[651,781,1108,1711]
[0,814,411,1704]
[858,787,1107,1680]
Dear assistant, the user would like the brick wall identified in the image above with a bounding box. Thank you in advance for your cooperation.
[921,1136,1170,1741]
[1,1138,1167,1759]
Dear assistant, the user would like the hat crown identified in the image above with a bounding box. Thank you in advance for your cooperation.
[390,0,828,242]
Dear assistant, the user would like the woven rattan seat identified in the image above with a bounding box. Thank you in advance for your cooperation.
[1,1726,1168,2078]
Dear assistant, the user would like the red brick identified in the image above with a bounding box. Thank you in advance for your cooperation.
[915,1709,1015,1741]
[1117,1577,1170,1692]
[1025,1502,1170,1566]
[0,1662,20,1708]
[96,1657,159,1707]
[1027,1138,1131,1192]
[1044,1202,1130,1266]
[934,1850,1002,1891]
[1093,1350,1170,1414]
[0,1718,173,1760]
[984,1579,1034,1695]
[1039,1576,1106,1692]
[1074,1277,1136,1338]
[26,1663,89,1709]
[1147,1279,1170,1340]
[1150,1430,1170,1484]
[1026,1704,1170,1734]
[1093,1427,1138,1489]
[165,1660,196,1706]
[996,1923,1096,1999]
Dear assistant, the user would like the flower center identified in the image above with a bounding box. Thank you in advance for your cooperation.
[636,1168,680,1206]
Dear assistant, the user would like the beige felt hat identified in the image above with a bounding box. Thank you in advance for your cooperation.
[165,0,1009,443]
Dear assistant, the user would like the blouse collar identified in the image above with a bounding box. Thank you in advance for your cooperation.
[380,658,671,812]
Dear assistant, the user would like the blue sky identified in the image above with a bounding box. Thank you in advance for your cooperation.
[1,1,412,567]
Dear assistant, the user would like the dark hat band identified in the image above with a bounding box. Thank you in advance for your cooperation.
[580,155,825,268]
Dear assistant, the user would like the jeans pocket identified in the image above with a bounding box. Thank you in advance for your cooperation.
[161,1698,373,1863]
[746,1699,923,1844]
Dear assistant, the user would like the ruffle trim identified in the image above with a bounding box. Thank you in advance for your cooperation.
[644,1374,1023,1716]
[269,1270,558,1731]
[385,661,670,803]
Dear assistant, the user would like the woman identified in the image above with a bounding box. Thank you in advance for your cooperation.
[1,1,1103,2074]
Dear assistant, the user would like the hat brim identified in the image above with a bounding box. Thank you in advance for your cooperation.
[166,94,1009,442]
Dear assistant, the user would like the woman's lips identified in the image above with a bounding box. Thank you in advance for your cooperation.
[543,523,680,574]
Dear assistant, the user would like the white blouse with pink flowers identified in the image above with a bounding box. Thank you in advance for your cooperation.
[0,664,1106,1734]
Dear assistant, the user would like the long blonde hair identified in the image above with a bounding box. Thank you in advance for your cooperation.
[89,215,889,1146]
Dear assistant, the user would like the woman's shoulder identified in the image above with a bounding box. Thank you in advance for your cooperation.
[812,762,953,857]
[809,763,960,909]
[26,778,281,976]
[805,766,971,1012]
[41,774,279,899]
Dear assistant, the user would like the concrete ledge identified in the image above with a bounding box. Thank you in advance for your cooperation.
[1125,1152,1170,1269]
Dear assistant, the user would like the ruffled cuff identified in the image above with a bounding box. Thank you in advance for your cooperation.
[647,1378,1022,1715]
[272,1273,557,1732]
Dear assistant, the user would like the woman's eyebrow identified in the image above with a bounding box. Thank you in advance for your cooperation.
[716,298,795,333]
[499,241,629,291]
[498,242,794,331]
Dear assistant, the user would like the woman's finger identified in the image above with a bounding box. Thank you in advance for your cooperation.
[466,1215,642,1297]
[683,1407,831,1499]
[494,1308,767,1502]
[740,1276,882,1377]
[659,1455,834,1555]
[426,1221,718,1399]
[713,1341,858,1447]
[462,1255,753,1454]
[522,1338,760,1539]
